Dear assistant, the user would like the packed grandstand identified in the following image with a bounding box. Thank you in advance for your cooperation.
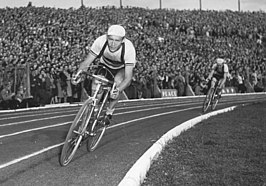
[0,5,265,109]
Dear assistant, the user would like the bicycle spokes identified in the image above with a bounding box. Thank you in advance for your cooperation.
[202,88,213,113]
[60,100,94,166]
[87,122,106,152]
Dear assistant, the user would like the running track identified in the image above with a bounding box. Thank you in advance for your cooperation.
[0,93,265,186]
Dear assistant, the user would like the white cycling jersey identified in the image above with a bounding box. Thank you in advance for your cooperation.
[211,63,229,79]
[90,35,136,70]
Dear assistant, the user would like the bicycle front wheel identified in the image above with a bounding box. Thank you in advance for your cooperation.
[60,99,93,166]
[211,95,219,110]
[202,88,214,113]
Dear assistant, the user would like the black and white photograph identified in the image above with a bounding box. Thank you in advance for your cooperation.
[0,0,265,185]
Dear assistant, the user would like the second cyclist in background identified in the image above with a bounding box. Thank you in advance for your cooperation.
[73,25,136,126]
[205,58,229,98]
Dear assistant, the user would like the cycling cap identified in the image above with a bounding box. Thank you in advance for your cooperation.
[216,58,225,65]
[107,25,126,37]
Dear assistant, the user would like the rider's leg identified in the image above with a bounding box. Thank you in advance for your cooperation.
[205,77,217,99]
[91,77,104,112]
[217,78,225,98]
[207,77,217,96]
[103,69,125,125]
[106,68,125,115]
[210,77,217,89]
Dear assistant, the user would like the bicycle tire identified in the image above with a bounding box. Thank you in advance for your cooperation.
[87,91,110,152]
[211,87,220,110]
[59,99,93,166]
[202,96,211,113]
[87,121,106,152]
[202,88,214,113]
[211,97,219,110]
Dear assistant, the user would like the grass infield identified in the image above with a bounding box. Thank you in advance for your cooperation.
[142,101,266,186]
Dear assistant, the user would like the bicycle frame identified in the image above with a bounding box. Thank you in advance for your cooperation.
[59,73,115,166]
[202,79,219,113]
[210,83,219,101]
[82,74,114,136]
[89,75,113,130]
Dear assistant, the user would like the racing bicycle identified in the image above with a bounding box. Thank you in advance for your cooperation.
[60,66,116,166]
[202,79,221,113]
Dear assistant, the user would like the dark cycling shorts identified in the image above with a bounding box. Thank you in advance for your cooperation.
[213,73,224,81]
[95,64,123,81]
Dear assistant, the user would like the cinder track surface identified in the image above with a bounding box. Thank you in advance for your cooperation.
[0,93,265,186]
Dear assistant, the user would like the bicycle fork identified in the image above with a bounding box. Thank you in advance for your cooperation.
[90,86,111,132]
[73,83,102,139]
[83,82,108,137]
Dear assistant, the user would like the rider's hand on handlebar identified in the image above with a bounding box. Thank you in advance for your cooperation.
[201,78,210,88]
[110,87,120,100]
[71,70,83,85]
[204,78,210,84]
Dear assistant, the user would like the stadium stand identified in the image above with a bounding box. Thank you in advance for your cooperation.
[0,6,265,109]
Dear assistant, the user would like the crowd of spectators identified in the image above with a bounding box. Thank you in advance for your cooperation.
[0,5,266,109]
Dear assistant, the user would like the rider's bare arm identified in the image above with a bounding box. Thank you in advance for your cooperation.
[78,52,97,73]
[117,65,134,92]
[207,64,217,80]
[71,52,97,85]
[218,71,228,89]
[116,39,136,92]
[219,64,229,88]
[207,70,214,81]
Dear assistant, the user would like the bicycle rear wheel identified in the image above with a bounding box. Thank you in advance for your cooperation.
[87,92,109,152]
[87,120,106,152]
[211,97,219,110]
[60,99,93,166]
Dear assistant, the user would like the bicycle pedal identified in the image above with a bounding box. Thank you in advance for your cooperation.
[97,121,105,127]
[89,132,96,137]
[84,131,90,136]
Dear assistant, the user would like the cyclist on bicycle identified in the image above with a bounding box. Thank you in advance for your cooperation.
[205,58,229,98]
[73,25,136,125]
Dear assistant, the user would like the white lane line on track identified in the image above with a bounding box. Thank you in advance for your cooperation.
[0,114,76,127]
[0,103,80,114]
[0,102,199,139]
[0,106,200,170]
[0,122,71,139]
[0,102,197,128]
[0,101,192,121]
[115,102,198,116]
[0,143,64,169]
[0,110,77,121]
[108,106,201,129]
[117,100,195,110]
